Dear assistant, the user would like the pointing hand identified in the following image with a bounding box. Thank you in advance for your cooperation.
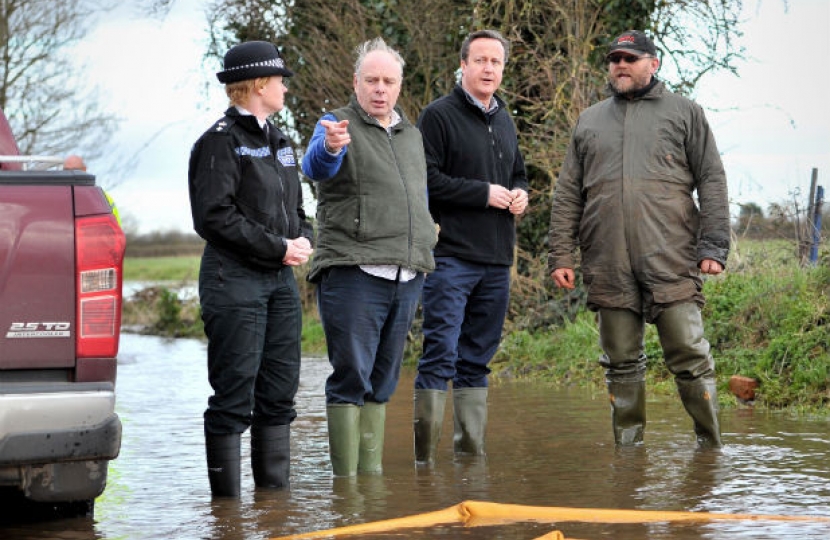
[320,119,350,153]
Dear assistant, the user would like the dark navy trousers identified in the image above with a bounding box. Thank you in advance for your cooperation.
[415,256,511,391]
[316,266,424,405]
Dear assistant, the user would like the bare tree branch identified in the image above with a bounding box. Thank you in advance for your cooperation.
[0,0,118,170]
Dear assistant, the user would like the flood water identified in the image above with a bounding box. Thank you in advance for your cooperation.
[2,332,829,540]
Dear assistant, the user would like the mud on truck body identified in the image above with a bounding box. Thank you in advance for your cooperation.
[0,108,125,518]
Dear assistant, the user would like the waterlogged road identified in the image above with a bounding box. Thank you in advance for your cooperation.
[2,332,829,539]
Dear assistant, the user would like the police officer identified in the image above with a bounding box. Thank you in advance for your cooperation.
[188,41,314,497]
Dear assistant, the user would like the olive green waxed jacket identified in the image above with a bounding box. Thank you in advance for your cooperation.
[308,98,436,282]
[548,81,730,316]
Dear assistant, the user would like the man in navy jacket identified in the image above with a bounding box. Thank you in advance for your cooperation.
[414,29,529,466]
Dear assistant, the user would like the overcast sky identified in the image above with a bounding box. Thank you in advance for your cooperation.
[72,0,830,234]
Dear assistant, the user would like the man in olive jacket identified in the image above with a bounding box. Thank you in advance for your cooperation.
[548,30,730,448]
[302,38,435,477]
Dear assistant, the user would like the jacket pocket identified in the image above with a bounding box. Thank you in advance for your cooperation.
[356,194,407,241]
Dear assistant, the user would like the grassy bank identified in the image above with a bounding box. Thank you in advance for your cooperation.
[491,240,830,413]
[122,240,830,412]
[121,255,325,354]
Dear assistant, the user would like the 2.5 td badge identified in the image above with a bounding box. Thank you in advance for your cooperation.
[6,322,71,338]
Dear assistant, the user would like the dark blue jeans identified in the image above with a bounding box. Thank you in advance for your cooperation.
[199,245,301,435]
[415,256,511,390]
[316,266,425,405]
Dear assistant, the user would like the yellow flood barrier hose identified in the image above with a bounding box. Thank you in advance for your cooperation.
[271,499,830,540]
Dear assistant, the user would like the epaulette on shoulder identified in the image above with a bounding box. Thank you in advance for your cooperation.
[210,116,237,134]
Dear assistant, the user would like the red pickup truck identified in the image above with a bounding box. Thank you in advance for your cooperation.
[0,108,126,518]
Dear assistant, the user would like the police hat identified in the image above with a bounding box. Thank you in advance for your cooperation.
[216,41,294,84]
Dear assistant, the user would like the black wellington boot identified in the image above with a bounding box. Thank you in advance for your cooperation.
[206,433,241,498]
[251,425,290,489]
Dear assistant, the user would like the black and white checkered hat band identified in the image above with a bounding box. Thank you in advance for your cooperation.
[223,58,287,75]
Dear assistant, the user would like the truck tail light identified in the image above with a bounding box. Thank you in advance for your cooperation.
[76,213,126,358]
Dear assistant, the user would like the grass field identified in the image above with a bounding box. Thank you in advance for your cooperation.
[123,255,201,282]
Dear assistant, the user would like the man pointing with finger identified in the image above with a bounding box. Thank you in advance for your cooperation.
[302,37,436,477]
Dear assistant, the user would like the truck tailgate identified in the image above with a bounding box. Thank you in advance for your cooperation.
[0,185,76,368]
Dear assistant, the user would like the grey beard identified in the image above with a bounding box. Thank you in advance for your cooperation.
[610,76,656,98]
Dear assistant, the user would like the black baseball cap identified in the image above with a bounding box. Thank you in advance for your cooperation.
[606,30,657,59]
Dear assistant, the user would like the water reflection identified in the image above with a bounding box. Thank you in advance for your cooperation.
[1,333,828,540]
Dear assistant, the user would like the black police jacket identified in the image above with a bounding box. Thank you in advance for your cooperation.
[188,107,314,270]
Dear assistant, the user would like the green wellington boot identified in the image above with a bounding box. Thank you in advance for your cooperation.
[251,424,290,489]
[358,402,386,474]
[453,387,488,456]
[326,404,360,476]
[598,308,648,447]
[677,378,723,448]
[414,389,447,466]
[607,380,647,446]
[656,302,722,448]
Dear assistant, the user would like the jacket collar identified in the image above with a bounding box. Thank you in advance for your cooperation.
[224,107,287,144]
[452,85,506,117]
[607,78,664,101]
